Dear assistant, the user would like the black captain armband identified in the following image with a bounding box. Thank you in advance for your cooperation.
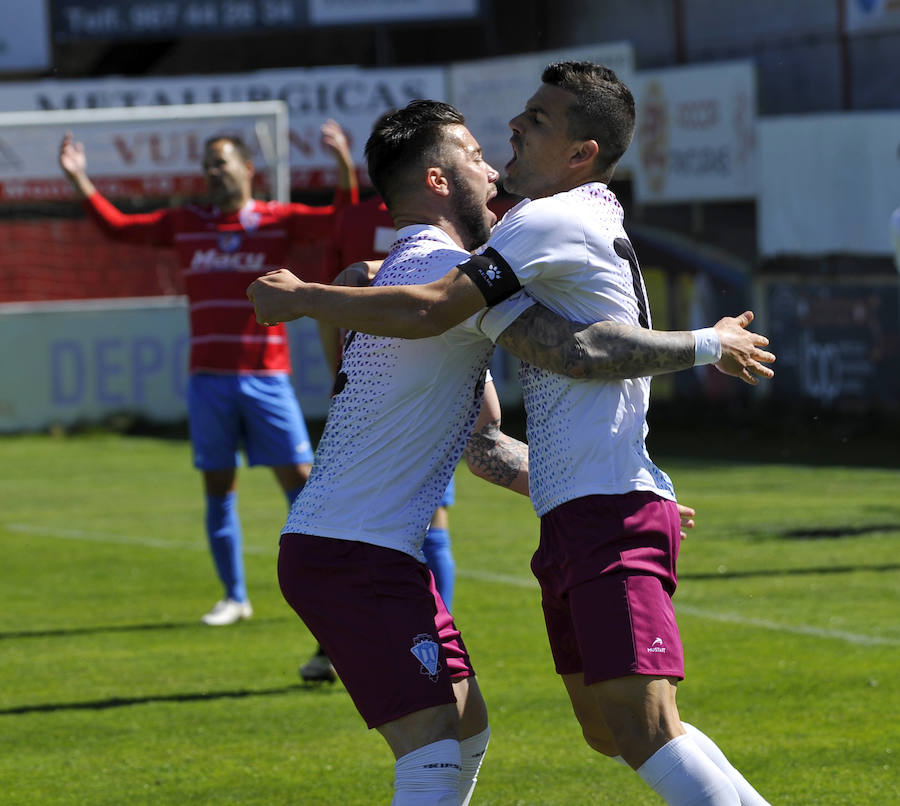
[457,247,522,307]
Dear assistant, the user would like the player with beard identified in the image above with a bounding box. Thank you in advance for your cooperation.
[249,66,774,805]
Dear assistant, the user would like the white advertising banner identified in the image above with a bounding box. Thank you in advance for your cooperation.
[0,298,520,432]
[0,65,447,197]
[309,0,479,24]
[448,42,636,178]
[0,299,336,433]
[758,113,900,257]
[0,1,51,72]
[844,0,900,33]
[632,61,757,204]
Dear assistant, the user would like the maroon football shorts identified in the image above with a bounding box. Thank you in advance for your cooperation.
[533,491,685,685]
[278,532,474,729]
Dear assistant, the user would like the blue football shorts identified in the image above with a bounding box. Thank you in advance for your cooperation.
[187,373,314,470]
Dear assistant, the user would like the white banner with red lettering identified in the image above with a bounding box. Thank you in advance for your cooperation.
[0,65,447,200]
[631,61,757,204]
[448,42,636,178]
[758,112,900,257]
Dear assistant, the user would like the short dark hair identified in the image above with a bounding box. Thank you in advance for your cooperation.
[365,100,466,207]
[204,135,253,163]
[541,61,635,173]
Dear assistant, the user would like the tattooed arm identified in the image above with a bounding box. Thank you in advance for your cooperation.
[496,305,774,384]
[463,380,529,496]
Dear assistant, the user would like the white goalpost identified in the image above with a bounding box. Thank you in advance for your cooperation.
[0,99,290,203]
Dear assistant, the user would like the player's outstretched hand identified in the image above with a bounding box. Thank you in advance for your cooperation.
[58,132,87,179]
[247,269,307,325]
[713,310,775,385]
[677,502,696,540]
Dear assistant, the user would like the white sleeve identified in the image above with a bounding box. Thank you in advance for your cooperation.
[476,290,536,343]
[485,196,587,286]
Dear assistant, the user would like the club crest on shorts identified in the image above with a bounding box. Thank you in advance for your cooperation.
[410,633,442,682]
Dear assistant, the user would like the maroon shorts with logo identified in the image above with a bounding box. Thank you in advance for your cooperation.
[533,491,685,685]
[278,533,474,729]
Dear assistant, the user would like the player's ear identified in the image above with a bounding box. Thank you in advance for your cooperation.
[569,139,599,169]
[425,166,450,197]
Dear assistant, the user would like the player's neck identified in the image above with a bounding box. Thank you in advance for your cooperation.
[392,211,467,251]
[526,166,611,200]
[214,195,253,214]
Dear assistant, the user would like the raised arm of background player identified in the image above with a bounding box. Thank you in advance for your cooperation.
[250,266,775,385]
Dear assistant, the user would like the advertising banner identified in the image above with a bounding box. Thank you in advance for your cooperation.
[0,299,520,432]
[758,113,900,257]
[309,0,479,24]
[762,278,900,411]
[52,0,308,41]
[448,42,636,178]
[632,61,757,204]
[0,299,337,432]
[844,0,900,33]
[0,65,446,197]
[0,0,51,72]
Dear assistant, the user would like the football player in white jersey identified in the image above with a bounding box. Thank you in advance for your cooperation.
[250,66,774,806]
[271,100,693,806]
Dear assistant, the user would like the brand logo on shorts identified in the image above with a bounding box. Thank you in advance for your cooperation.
[648,637,667,654]
[410,633,442,682]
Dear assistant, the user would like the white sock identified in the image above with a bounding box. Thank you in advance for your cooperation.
[637,734,741,805]
[682,723,770,805]
[458,726,491,806]
[392,739,461,806]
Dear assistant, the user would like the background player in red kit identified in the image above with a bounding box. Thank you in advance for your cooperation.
[59,122,358,626]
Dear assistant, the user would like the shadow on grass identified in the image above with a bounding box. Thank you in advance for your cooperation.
[781,524,900,539]
[0,616,293,641]
[682,561,900,581]
[0,682,341,717]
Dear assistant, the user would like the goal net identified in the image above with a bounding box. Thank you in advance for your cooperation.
[0,100,291,303]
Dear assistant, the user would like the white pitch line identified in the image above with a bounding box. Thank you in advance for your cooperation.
[3,522,276,556]
[6,523,899,648]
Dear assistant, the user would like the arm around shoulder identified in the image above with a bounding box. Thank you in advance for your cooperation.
[249,266,486,338]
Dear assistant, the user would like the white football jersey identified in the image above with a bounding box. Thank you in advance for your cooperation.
[480,182,676,516]
[283,225,499,561]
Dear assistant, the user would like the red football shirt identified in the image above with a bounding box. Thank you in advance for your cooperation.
[84,190,354,374]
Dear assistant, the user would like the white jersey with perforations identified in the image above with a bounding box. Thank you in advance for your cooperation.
[282,225,495,562]
[480,182,676,516]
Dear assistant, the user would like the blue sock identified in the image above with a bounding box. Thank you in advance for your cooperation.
[423,527,455,610]
[205,492,247,603]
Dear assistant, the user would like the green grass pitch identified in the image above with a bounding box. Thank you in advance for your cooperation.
[1,431,898,804]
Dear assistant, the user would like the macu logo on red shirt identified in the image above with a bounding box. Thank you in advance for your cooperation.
[190,249,266,270]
